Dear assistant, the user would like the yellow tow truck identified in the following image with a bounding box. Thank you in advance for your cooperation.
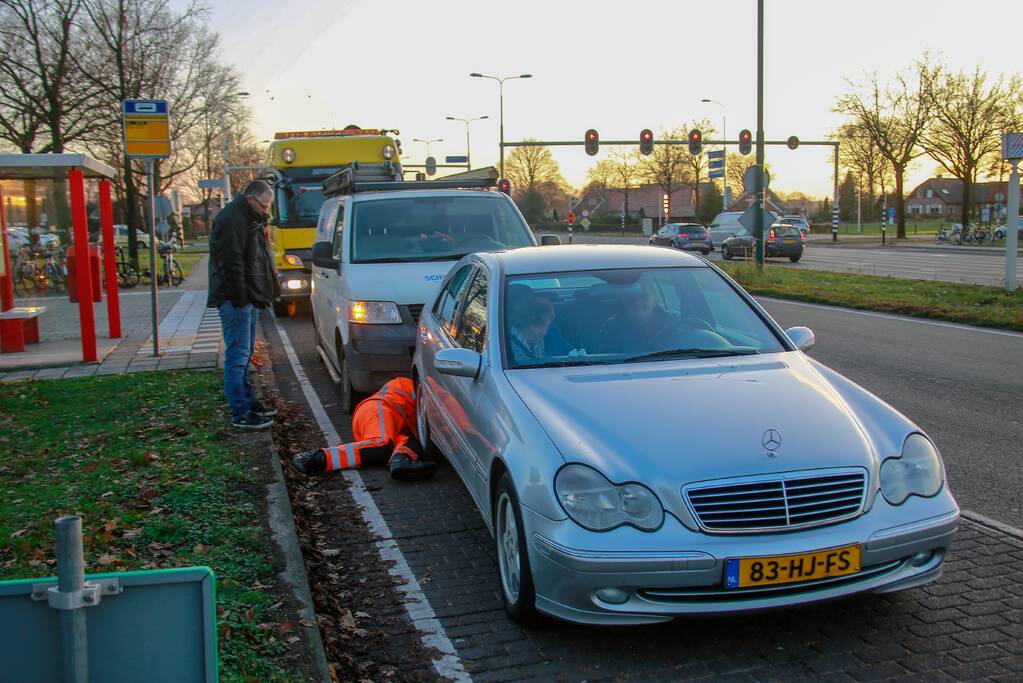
[266,127,400,316]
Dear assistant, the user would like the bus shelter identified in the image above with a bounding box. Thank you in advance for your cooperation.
[0,154,122,362]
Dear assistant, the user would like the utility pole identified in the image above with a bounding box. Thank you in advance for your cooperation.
[754,0,766,267]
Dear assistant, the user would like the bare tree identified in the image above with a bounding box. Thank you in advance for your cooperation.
[681,118,715,217]
[837,122,892,220]
[922,66,1022,228]
[638,127,689,216]
[835,58,937,238]
[608,150,640,219]
[725,152,758,200]
[504,141,563,194]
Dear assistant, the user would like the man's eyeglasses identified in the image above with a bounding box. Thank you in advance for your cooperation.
[249,195,272,212]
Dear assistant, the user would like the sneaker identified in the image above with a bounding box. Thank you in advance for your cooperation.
[232,412,273,430]
[291,449,326,475]
[388,453,437,482]
[250,399,278,417]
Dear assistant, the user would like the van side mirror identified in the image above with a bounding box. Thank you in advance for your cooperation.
[312,240,339,270]
[540,234,561,246]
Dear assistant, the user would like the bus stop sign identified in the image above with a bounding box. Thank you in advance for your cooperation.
[122,100,170,159]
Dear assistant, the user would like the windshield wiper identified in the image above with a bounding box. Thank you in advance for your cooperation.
[624,347,759,362]
[418,253,467,262]
[514,359,613,369]
[353,257,417,263]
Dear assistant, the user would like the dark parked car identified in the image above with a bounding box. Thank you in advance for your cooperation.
[720,224,805,262]
[648,223,711,254]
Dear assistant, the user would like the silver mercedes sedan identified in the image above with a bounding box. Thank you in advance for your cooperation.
[412,245,959,626]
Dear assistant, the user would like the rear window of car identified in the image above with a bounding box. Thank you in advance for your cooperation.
[679,226,705,236]
[778,226,801,237]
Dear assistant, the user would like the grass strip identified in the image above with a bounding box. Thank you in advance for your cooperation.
[719,260,1023,331]
[0,371,295,682]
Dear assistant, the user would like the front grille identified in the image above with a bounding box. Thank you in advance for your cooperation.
[406,304,424,323]
[685,469,866,533]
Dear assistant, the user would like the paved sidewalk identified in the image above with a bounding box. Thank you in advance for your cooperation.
[0,256,227,381]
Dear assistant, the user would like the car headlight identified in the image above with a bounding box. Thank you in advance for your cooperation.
[348,301,401,324]
[555,464,664,532]
[879,433,945,505]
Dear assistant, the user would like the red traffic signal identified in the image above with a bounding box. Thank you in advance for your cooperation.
[567,211,576,225]
[585,128,599,156]
[738,129,752,155]
[639,128,654,155]
[688,129,703,155]
[498,178,511,195]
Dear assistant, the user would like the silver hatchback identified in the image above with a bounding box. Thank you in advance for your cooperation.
[413,245,958,625]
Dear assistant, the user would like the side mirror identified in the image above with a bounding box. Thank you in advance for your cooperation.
[540,234,561,246]
[312,240,339,270]
[785,326,815,353]
[434,347,482,379]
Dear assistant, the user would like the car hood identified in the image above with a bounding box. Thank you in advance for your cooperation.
[505,352,885,501]
[341,261,457,306]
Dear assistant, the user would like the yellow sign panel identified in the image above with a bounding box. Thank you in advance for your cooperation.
[122,99,170,159]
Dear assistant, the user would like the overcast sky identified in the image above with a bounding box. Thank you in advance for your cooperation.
[195,0,1022,197]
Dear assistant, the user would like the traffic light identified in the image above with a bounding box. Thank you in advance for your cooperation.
[639,129,654,155]
[498,178,511,195]
[585,129,599,156]
[688,129,702,155]
[662,192,670,218]
[738,129,752,155]
[787,135,800,150]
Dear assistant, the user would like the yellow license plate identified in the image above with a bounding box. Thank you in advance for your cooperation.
[725,544,861,589]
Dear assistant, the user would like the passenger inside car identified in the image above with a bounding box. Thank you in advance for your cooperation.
[506,285,570,363]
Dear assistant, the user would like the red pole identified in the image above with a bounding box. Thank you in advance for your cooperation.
[69,168,97,362]
[99,180,121,338]
[0,186,13,311]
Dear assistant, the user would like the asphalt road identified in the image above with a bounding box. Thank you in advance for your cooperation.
[561,233,1023,287]
[267,303,1023,681]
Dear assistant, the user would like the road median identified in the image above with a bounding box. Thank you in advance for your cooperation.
[719,260,1023,331]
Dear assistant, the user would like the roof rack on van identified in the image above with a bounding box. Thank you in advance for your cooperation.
[322,161,499,197]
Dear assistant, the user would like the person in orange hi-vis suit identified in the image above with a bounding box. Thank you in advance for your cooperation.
[290,377,436,481]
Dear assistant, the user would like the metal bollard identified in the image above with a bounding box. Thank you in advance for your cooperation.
[882,226,886,247]
[568,225,573,245]
[56,515,89,683]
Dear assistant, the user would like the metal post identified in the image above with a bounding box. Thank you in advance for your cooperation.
[833,142,840,235]
[55,516,88,683]
[1006,160,1019,293]
[722,114,728,210]
[220,111,230,208]
[857,181,862,234]
[146,159,160,356]
[499,81,505,178]
[754,0,765,267]
[99,180,121,339]
[465,121,472,170]
[69,169,97,363]
[0,187,13,311]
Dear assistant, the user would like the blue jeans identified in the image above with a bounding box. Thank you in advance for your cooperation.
[218,302,258,420]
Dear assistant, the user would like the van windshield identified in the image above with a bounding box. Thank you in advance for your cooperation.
[349,195,534,263]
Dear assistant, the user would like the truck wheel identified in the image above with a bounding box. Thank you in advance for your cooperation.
[273,300,295,317]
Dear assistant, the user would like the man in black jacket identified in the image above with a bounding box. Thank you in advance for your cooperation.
[208,180,278,429]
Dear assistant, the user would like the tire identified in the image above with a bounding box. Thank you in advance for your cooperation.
[415,379,442,460]
[789,254,802,263]
[170,261,183,286]
[702,249,711,256]
[335,341,364,415]
[493,473,539,625]
[721,245,731,260]
[273,300,295,317]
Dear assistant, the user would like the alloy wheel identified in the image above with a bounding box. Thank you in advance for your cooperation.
[496,492,520,604]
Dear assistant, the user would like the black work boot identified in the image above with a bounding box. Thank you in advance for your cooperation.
[388,453,437,482]
[291,449,326,475]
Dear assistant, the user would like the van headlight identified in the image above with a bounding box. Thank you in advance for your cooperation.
[879,434,945,505]
[555,464,663,532]
[348,301,401,324]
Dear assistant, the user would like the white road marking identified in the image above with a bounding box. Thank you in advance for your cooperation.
[961,510,1023,541]
[273,318,471,682]
[759,297,1023,339]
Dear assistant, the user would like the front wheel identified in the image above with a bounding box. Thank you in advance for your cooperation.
[789,254,802,263]
[494,473,539,625]
[273,300,296,317]
[170,260,183,286]
[415,379,442,460]
[721,245,731,260]
[335,343,364,415]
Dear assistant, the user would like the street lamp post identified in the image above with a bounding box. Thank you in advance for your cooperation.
[412,138,443,160]
[446,115,488,170]
[701,98,727,209]
[220,91,250,207]
[469,73,532,177]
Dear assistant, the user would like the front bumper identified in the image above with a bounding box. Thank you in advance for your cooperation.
[344,305,420,393]
[523,494,959,625]
[276,271,310,301]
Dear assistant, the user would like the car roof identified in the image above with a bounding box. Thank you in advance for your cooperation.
[489,244,706,276]
[348,189,510,203]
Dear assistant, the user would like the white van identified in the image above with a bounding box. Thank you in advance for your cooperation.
[310,172,541,411]
[708,210,777,250]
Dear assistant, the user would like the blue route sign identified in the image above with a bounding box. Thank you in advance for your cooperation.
[445,156,468,164]
[707,150,725,159]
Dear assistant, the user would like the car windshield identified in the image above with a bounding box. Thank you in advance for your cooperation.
[503,267,786,368]
[350,194,533,263]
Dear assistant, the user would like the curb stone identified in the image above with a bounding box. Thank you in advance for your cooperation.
[253,328,332,683]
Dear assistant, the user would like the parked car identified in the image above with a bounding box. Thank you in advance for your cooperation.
[721,223,805,262]
[993,217,1023,241]
[779,215,811,235]
[310,170,542,413]
[413,244,958,625]
[648,222,711,254]
[113,224,149,250]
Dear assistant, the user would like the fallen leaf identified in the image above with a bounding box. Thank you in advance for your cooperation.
[9,528,28,539]
[277,621,295,635]
[320,548,340,558]
[103,519,119,532]
[97,554,118,565]
[83,463,100,473]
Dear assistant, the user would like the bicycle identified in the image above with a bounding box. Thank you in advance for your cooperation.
[113,245,140,288]
[157,240,183,287]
